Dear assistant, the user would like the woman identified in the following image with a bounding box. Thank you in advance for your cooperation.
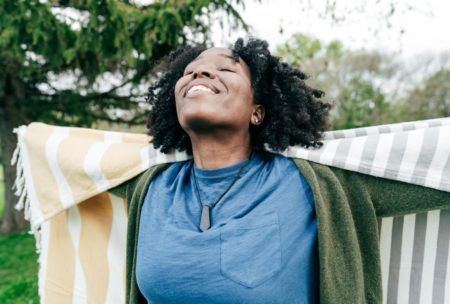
[118,38,449,303]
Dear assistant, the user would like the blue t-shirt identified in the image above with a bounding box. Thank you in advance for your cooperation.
[136,153,318,303]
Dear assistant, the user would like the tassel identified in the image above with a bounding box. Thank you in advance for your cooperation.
[15,190,27,212]
[11,126,43,285]
[12,137,27,211]
[11,125,41,252]
[13,175,25,196]
[11,145,20,166]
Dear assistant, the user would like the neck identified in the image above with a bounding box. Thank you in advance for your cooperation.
[189,131,252,170]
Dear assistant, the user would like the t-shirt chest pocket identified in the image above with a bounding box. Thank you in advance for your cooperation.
[219,211,282,288]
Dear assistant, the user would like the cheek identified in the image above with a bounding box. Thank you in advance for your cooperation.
[174,79,186,109]
[234,85,254,111]
[174,79,183,97]
[244,86,254,103]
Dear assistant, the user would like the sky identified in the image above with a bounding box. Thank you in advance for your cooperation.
[209,0,450,57]
[48,0,450,92]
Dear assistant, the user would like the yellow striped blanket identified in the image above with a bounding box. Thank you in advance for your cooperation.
[13,117,450,303]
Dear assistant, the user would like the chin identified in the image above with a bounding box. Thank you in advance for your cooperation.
[179,105,218,123]
[179,113,230,134]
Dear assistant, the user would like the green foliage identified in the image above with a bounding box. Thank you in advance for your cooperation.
[0,0,247,232]
[334,77,391,129]
[276,33,345,67]
[0,0,247,127]
[401,69,450,120]
[0,232,38,303]
[275,33,422,129]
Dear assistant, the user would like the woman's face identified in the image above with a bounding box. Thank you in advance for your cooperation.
[174,48,260,135]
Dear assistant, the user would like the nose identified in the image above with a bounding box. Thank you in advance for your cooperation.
[192,65,215,79]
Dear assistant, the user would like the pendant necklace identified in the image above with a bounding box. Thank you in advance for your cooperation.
[191,154,252,232]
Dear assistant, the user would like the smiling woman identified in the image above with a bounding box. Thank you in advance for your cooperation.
[116,38,450,304]
[132,39,331,303]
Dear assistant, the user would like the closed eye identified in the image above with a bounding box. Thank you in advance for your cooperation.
[184,71,193,76]
[219,68,234,72]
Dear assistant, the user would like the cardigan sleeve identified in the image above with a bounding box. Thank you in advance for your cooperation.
[358,171,450,217]
[322,162,450,218]
[108,174,141,202]
[294,159,450,218]
[114,163,171,304]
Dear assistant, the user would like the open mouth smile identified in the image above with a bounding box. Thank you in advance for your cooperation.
[188,85,215,94]
[184,83,220,97]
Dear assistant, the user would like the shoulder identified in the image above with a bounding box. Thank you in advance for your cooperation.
[135,161,189,190]
[287,157,370,192]
[110,161,187,199]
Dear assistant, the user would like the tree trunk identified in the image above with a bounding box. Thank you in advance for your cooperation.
[0,121,27,234]
[0,77,28,234]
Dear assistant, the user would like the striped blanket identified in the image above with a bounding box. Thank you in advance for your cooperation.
[13,117,450,303]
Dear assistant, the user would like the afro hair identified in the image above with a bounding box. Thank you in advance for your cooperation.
[146,38,331,155]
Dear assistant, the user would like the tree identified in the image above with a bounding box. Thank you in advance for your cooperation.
[275,33,405,129]
[401,69,450,120]
[0,0,247,233]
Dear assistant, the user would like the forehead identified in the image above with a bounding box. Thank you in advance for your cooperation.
[187,47,251,75]
[188,48,242,65]
[196,47,234,60]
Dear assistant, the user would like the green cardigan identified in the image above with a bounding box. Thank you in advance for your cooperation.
[115,159,450,304]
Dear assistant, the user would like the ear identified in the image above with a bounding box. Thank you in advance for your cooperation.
[251,104,265,126]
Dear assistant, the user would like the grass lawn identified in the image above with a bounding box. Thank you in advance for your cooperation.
[0,232,39,303]
[0,165,39,303]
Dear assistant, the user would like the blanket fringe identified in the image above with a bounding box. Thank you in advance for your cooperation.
[12,126,42,253]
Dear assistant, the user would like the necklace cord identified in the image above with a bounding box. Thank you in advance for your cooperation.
[191,154,253,231]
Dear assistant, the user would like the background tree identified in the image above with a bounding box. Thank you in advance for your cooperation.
[0,0,247,233]
[276,33,449,129]
[276,33,405,129]
[400,68,450,120]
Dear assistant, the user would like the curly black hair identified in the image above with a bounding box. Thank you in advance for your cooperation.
[146,38,331,154]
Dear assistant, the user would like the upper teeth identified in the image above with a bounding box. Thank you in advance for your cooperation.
[188,85,215,94]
